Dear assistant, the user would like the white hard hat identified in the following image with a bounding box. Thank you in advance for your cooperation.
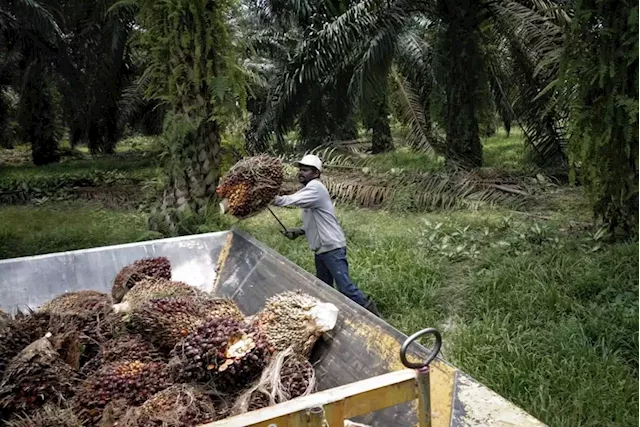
[294,154,323,172]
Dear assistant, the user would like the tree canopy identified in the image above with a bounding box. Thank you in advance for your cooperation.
[0,0,636,232]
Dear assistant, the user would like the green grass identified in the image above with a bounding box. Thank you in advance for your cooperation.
[363,128,526,174]
[366,146,444,174]
[0,154,157,182]
[0,135,159,181]
[483,127,527,170]
[0,202,148,259]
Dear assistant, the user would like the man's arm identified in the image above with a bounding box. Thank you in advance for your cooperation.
[273,183,321,209]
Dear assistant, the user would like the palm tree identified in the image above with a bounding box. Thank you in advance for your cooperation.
[53,0,136,154]
[243,0,386,153]
[1,0,138,161]
[557,0,638,232]
[133,0,245,233]
[263,0,569,168]
[0,0,69,165]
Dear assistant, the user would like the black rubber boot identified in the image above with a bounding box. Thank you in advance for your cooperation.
[364,297,382,317]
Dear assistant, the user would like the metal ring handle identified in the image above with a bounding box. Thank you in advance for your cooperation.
[400,328,442,369]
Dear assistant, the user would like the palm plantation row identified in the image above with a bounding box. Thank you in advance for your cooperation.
[0,0,637,232]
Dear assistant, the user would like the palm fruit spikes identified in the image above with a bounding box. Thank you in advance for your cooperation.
[118,384,218,427]
[62,301,126,368]
[169,316,272,392]
[255,291,325,357]
[124,298,207,353]
[0,311,61,378]
[200,298,244,322]
[216,155,284,219]
[40,291,112,315]
[112,257,172,303]
[0,334,78,416]
[73,359,172,426]
[231,348,316,415]
[115,278,209,313]
[81,334,164,374]
[4,404,82,427]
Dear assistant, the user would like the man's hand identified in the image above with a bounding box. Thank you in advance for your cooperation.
[281,228,304,240]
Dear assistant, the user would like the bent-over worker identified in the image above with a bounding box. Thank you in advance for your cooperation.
[272,154,381,317]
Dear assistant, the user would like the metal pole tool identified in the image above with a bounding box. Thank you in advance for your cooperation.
[400,328,442,427]
[266,206,288,233]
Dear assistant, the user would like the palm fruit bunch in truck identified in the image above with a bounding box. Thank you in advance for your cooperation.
[0,255,333,427]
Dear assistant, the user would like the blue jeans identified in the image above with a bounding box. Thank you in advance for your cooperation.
[314,247,369,307]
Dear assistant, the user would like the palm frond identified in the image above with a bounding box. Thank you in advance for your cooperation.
[390,26,447,154]
[245,29,298,60]
[390,68,438,153]
[346,2,414,109]
[1,0,63,40]
[489,0,568,167]
[262,0,432,144]
[321,170,531,211]
[488,0,565,76]
[0,0,62,60]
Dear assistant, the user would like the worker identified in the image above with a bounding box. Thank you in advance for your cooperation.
[272,154,381,317]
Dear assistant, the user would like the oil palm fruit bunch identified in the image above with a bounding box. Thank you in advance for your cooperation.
[118,384,217,427]
[255,292,324,357]
[73,359,172,426]
[216,155,284,218]
[0,311,64,378]
[40,291,112,315]
[115,278,209,313]
[112,257,172,303]
[199,298,244,321]
[0,309,11,327]
[98,399,129,427]
[124,298,207,353]
[0,334,79,416]
[232,349,315,415]
[279,353,316,400]
[169,316,272,391]
[4,404,82,427]
[68,302,126,368]
[81,334,164,374]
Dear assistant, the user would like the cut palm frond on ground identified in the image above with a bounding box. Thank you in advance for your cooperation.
[321,170,531,211]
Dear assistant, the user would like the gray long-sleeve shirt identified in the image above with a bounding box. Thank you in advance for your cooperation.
[273,179,346,254]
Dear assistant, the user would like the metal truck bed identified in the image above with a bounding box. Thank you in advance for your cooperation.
[0,229,545,427]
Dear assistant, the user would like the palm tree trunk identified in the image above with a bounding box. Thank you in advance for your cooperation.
[369,80,393,154]
[439,0,483,168]
[154,118,222,234]
[0,92,14,149]
[371,102,393,154]
[332,69,358,141]
[18,67,61,166]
